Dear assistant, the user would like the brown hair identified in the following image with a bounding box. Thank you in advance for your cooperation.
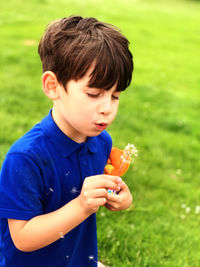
[38,16,133,91]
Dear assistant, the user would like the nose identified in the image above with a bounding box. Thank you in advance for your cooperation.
[98,98,112,115]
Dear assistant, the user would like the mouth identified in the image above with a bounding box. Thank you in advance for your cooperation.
[95,122,108,131]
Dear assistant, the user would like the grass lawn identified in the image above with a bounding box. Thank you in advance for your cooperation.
[1,0,200,266]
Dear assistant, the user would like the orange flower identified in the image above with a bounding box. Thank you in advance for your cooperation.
[104,147,130,176]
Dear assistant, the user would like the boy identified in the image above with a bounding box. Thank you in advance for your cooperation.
[0,16,133,266]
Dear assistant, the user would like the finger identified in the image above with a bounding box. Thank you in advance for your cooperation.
[118,181,128,189]
[107,192,120,202]
[117,182,131,196]
[86,178,121,191]
[83,188,108,199]
[105,202,119,211]
[87,175,122,184]
[102,175,123,184]
[86,197,107,208]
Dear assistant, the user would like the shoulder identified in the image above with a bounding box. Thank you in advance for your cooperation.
[0,119,52,174]
[8,122,46,157]
[0,122,48,178]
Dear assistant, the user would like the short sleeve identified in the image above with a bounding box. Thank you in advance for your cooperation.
[0,153,44,220]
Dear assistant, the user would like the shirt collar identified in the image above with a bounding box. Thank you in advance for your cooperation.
[41,110,97,157]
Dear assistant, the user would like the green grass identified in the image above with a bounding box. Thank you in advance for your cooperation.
[1,0,200,266]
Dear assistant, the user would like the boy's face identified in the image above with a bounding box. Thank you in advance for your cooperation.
[53,70,120,143]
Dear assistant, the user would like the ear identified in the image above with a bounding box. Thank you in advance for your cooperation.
[42,71,60,100]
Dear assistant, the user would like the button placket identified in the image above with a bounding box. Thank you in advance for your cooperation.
[79,153,92,181]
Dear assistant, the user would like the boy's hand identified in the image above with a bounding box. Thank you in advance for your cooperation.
[105,180,133,211]
[77,175,122,216]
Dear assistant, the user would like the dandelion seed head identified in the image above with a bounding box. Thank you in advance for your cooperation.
[122,143,138,164]
[124,143,138,158]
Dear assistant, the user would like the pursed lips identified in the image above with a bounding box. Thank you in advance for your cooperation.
[94,122,108,130]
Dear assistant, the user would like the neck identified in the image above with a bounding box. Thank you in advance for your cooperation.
[51,107,87,143]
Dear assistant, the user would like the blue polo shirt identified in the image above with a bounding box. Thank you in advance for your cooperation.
[0,110,112,267]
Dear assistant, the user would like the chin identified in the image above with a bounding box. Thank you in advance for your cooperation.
[87,131,102,137]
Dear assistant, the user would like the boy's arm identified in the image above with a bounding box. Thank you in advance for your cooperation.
[8,175,122,252]
[8,197,89,252]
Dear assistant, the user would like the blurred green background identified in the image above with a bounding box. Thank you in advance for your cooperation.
[1,0,200,266]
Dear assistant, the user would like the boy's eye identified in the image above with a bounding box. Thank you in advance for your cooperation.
[87,93,100,98]
[112,95,119,100]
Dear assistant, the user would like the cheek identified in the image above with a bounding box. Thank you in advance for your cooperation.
[109,104,119,123]
[76,105,94,123]
[113,103,119,116]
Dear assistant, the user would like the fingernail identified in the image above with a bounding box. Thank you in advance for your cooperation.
[117,178,122,182]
